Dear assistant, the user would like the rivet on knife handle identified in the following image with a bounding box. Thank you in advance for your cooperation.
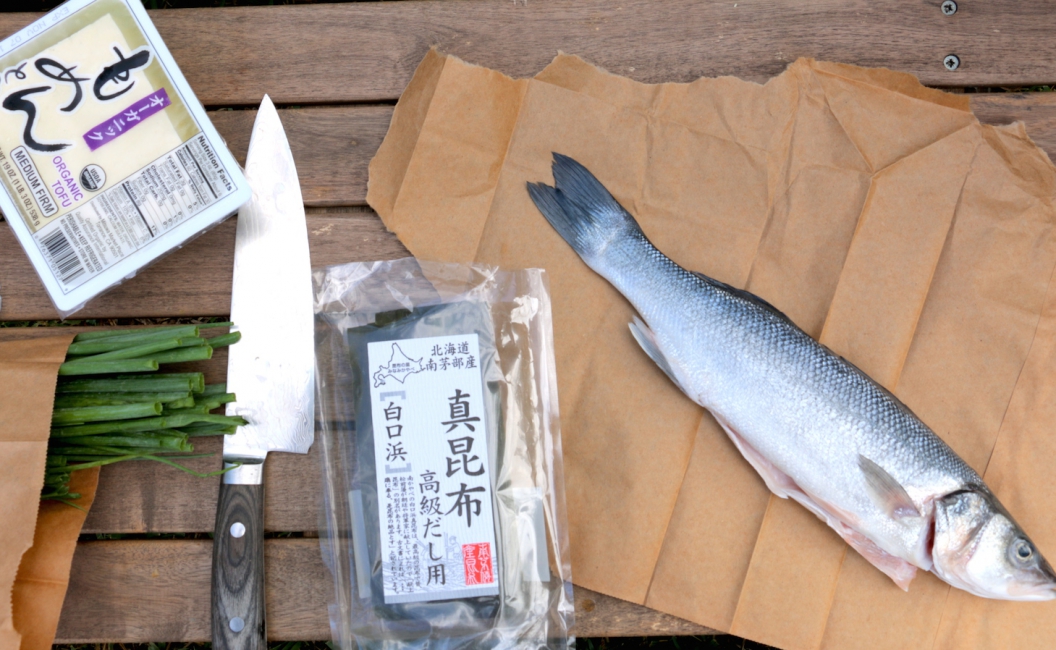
[212,479,266,650]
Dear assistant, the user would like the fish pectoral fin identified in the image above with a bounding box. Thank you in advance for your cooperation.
[628,316,691,395]
[858,454,922,519]
[794,490,921,591]
[838,525,919,591]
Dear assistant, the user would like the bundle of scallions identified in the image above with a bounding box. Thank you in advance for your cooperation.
[44,323,246,506]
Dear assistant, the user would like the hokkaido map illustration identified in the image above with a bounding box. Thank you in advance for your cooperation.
[372,343,424,387]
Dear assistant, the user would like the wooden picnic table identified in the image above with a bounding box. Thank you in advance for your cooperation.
[0,0,1054,643]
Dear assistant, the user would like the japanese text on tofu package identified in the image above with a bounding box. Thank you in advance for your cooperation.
[0,0,248,316]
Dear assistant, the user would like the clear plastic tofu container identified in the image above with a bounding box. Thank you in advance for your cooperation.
[0,0,249,317]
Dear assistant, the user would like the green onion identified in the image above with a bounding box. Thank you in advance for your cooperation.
[57,375,199,393]
[52,413,247,438]
[55,432,193,452]
[58,359,159,376]
[185,426,239,437]
[71,324,200,342]
[66,326,200,352]
[206,331,241,349]
[178,421,240,436]
[52,402,162,425]
[164,396,196,409]
[54,392,192,408]
[42,324,244,505]
[201,383,228,396]
[196,392,237,411]
[152,373,206,393]
[175,336,208,348]
[64,338,183,364]
[143,346,213,365]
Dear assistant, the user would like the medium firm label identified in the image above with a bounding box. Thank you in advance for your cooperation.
[367,333,499,604]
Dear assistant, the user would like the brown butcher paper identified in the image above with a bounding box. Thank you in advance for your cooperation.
[367,50,1056,650]
[0,334,99,650]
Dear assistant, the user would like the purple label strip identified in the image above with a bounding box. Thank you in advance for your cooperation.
[82,88,171,152]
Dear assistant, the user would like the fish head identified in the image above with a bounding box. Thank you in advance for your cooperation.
[932,487,1056,601]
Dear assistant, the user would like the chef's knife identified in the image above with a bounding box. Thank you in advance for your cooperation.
[211,95,314,650]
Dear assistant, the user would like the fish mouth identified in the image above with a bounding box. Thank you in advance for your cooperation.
[1006,581,1056,601]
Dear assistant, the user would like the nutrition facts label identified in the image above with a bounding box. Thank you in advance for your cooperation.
[32,134,236,293]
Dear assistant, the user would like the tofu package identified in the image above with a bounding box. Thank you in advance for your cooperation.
[0,0,249,317]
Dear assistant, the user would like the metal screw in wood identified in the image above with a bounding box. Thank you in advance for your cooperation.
[941,1,957,16]
[944,54,960,71]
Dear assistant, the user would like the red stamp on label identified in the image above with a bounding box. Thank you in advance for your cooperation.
[462,542,495,586]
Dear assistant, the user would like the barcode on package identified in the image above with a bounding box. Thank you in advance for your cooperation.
[31,136,236,294]
[39,228,86,285]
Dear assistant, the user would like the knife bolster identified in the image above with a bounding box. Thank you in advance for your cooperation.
[224,460,264,485]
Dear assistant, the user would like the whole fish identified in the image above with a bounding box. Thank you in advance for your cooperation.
[527,153,1056,600]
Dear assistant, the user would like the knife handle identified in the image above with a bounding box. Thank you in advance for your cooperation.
[212,481,266,650]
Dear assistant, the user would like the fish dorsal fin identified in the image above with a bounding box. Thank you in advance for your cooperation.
[628,316,691,396]
[689,271,795,327]
[859,454,921,519]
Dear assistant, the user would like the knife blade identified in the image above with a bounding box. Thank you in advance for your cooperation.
[211,95,314,650]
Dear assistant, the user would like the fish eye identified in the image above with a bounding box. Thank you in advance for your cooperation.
[1013,539,1034,561]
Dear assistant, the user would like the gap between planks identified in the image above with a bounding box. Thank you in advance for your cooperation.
[55,538,717,642]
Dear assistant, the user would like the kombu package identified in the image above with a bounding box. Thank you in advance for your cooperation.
[314,258,573,650]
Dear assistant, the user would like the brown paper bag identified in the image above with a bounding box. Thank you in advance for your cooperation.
[12,468,99,650]
[0,334,99,650]
[367,51,1056,650]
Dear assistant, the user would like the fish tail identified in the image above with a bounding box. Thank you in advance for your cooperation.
[527,153,643,265]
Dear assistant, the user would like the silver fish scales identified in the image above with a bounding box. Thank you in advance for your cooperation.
[528,153,1056,601]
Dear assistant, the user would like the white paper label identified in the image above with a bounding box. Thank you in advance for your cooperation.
[367,333,499,604]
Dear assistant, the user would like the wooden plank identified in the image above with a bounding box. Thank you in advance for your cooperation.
[82,434,323,535]
[2,1,1056,107]
[0,210,409,321]
[209,106,393,208]
[55,539,330,642]
[55,539,716,642]
[971,93,1056,163]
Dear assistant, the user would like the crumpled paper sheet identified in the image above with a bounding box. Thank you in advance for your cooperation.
[367,50,1056,650]
[0,335,99,650]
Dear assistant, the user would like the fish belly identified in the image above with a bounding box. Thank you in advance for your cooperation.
[713,409,923,589]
